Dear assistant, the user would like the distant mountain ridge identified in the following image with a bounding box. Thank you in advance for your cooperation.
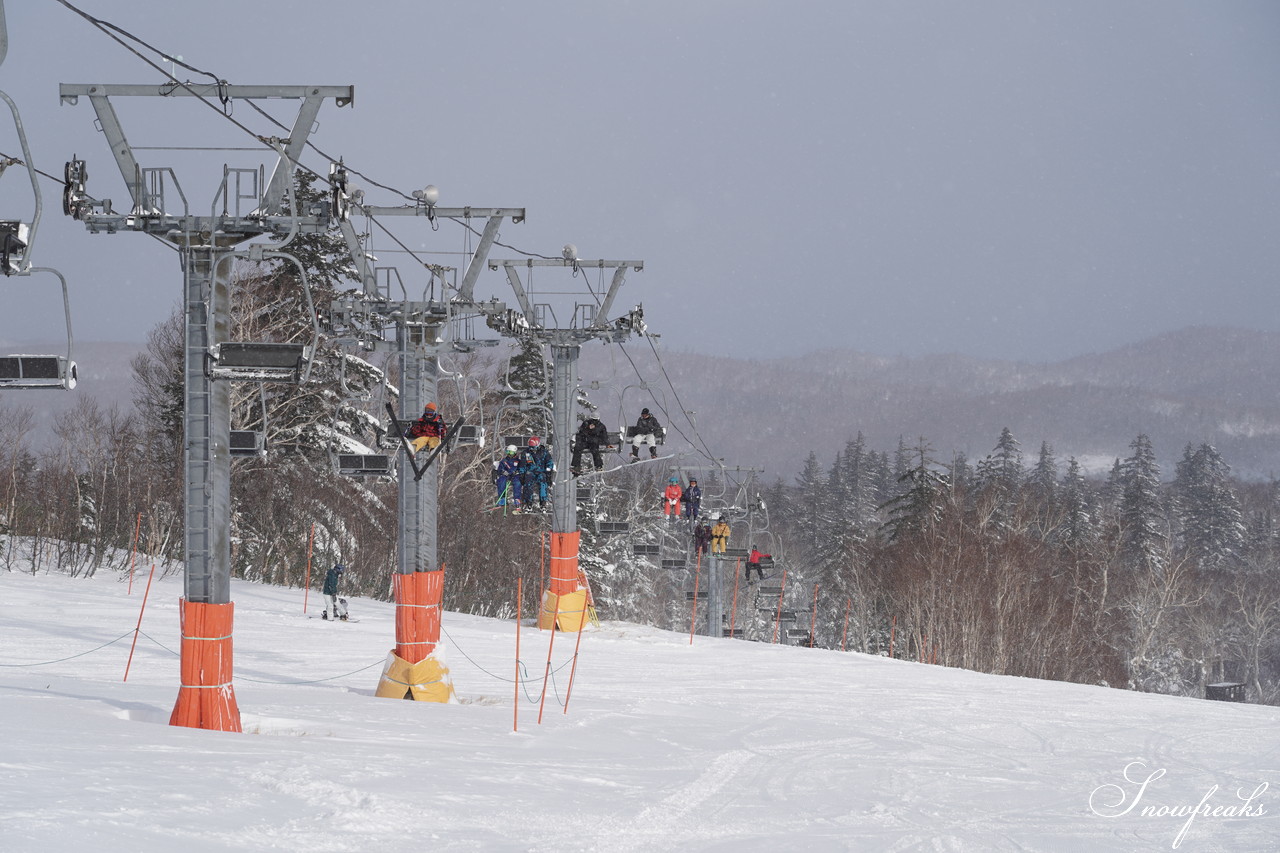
[585,325,1280,482]
[6,326,1279,482]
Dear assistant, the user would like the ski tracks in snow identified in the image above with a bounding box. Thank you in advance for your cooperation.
[607,748,757,851]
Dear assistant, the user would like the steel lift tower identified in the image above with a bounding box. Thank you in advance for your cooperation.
[488,252,645,631]
[331,176,523,700]
[60,82,354,730]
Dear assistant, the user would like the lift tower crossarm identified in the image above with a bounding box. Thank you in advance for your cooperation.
[489,258,643,334]
[351,204,525,305]
[58,84,355,216]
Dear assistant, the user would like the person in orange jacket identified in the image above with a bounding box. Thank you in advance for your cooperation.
[663,476,683,525]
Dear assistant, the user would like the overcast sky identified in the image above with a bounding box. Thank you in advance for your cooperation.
[2,0,1278,363]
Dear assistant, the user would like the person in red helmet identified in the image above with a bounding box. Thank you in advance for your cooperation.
[520,435,555,510]
[406,402,447,453]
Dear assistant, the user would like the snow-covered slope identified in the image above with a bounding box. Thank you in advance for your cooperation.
[2,569,1277,852]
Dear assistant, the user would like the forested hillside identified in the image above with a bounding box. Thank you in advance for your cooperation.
[4,316,1279,707]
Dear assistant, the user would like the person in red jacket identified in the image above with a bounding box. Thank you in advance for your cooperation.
[663,476,683,525]
[406,402,447,454]
[746,546,772,582]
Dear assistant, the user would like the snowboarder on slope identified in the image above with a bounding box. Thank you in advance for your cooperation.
[323,564,348,620]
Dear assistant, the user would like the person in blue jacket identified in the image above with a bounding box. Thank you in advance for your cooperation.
[494,445,523,510]
[682,477,702,521]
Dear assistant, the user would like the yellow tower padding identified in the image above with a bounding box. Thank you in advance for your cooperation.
[376,570,455,702]
[374,651,456,702]
[539,530,588,631]
[537,588,589,632]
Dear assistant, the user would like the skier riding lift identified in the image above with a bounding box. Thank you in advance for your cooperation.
[406,402,447,454]
[663,476,683,525]
[630,407,663,462]
[572,415,612,476]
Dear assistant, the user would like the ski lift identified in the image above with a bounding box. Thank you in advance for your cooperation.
[454,424,485,447]
[661,558,686,570]
[599,521,630,535]
[722,547,749,559]
[759,584,783,596]
[685,591,701,602]
[0,91,77,389]
[335,452,392,477]
[632,543,661,557]
[229,429,265,457]
[785,628,813,643]
[722,628,744,639]
[208,245,320,384]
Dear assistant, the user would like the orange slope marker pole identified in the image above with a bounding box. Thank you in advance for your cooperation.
[126,512,142,594]
[841,597,851,652]
[809,583,819,648]
[537,615,560,725]
[728,557,742,638]
[539,530,548,607]
[562,577,591,715]
[515,577,522,732]
[302,522,315,614]
[123,561,157,681]
[772,568,788,644]
[688,548,702,645]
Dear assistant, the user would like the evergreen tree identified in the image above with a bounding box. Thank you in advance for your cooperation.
[1059,457,1097,552]
[880,439,949,543]
[1173,443,1245,571]
[1119,434,1166,572]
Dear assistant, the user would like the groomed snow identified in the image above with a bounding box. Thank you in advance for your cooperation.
[2,568,1277,852]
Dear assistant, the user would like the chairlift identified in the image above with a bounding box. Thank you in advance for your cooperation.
[576,484,594,502]
[721,547,749,559]
[208,246,320,384]
[209,341,312,382]
[0,94,77,390]
[335,452,392,477]
[722,628,745,639]
[685,590,702,602]
[599,521,630,535]
[759,585,783,596]
[632,543,661,557]
[454,424,485,447]
[785,628,813,643]
[229,429,265,457]
[660,558,686,570]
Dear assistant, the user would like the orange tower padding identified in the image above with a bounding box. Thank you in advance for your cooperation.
[169,599,242,732]
[375,570,455,702]
[538,531,588,631]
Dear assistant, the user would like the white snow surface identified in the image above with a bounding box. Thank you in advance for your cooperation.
[3,568,1278,852]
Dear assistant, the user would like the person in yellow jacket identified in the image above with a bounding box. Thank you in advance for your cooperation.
[710,516,730,554]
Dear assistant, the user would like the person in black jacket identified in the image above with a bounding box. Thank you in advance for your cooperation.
[322,564,348,620]
[571,416,612,475]
[629,408,663,462]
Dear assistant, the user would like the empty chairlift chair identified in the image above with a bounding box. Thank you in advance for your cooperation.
[228,430,266,457]
[336,452,392,477]
[0,353,77,390]
[209,342,311,382]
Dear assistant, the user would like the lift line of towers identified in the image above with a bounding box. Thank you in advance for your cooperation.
[0,12,783,731]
